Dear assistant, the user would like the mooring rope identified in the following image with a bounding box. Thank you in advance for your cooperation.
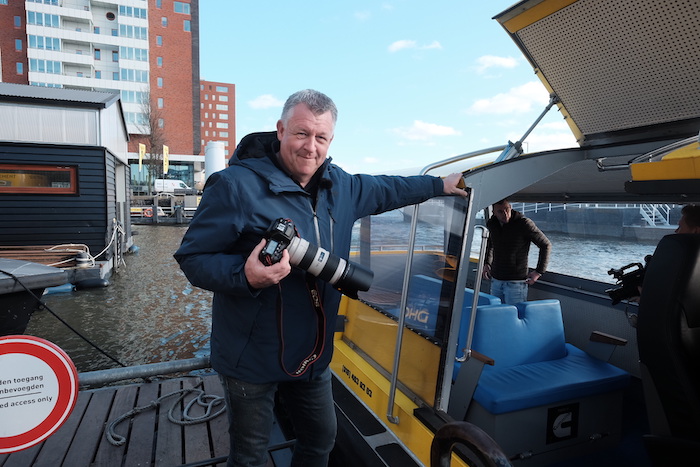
[106,380,226,446]
[0,267,127,367]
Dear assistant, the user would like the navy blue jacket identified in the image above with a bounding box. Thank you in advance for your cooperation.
[174,131,444,383]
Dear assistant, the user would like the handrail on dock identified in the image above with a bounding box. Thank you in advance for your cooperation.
[78,355,212,388]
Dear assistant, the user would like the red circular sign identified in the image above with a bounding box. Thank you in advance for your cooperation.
[0,335,79,453]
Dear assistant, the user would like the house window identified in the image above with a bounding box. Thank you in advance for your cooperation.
[0,0,9,5]
[157,77,163,87]
[112,50,118,62]
[113,71,119,80]
[156,35,162,46]
[161,17,168,27]
[157,56,163,67]
[174,2,190,14]
[16,63,23,74]
[15,39,22,51]
[157,98,164,108]
[95,70,101,79]
[14,16,21,27]
[184,20,190,32]
[95,49,101,60]
[0,164,78,194]
[94,26,100,34]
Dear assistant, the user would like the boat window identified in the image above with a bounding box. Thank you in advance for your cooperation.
[347,196,470,406]
[0,164,77,194]
[477,202,671,284]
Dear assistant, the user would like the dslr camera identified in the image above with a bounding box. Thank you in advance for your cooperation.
[605,256,651,305]
[259,218,374,299]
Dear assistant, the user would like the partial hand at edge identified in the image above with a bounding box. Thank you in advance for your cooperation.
[442,173,468,197]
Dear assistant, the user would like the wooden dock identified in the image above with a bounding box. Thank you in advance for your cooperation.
[0,373,293,467]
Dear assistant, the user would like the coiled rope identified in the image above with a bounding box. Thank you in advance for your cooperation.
[106,380,226,446]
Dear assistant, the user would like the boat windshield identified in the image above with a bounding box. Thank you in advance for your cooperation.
[347,195,472,407]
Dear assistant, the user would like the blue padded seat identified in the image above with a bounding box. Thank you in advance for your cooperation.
[470,300,630,414]
[402,274,500,338]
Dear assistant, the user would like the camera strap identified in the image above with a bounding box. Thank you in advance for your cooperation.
[277,274,326,377]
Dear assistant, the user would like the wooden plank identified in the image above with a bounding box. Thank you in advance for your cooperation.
[60,388,115,466]
[202,374,229,465]
[92,384,139,467]
[182,377,215,465]
[123,380,160,466]
[154,379,183,467]
[30,389,92,467]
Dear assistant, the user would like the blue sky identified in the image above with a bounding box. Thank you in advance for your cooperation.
[198,1,577,175]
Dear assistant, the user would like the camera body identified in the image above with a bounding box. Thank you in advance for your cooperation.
[260,218,373,298]
[605,260,648,305]
[259,218,296,265]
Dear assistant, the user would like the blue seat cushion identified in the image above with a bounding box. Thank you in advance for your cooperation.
[398,274,500,338]
[473,344,630,414]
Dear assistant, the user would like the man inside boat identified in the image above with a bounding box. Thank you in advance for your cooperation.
[482,199,551,304]
[675,204,700,234]
[174,89,467,467]
[631,204,700,302]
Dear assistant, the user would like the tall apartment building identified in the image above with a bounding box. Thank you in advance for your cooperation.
[0,0,234,188]
[200,79,235,157]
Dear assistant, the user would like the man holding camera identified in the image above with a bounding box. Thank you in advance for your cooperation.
[175,89,466,467]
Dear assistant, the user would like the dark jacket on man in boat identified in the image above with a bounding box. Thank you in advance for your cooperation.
[174,131,445,383]
[485,209,551,281]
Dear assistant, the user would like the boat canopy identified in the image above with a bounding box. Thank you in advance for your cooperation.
[494,0,700,147]
[466,0,700,205]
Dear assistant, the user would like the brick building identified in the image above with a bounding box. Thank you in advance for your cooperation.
[199,79,235,158]
[0,0,235,190]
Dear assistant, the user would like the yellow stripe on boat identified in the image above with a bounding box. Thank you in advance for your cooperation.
[630,142,700,181]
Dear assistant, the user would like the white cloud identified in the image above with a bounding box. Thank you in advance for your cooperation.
[388,40,417,52]
[420,41,442,50]
[468,81,549,115]
[475,55,518,74]
[388,40,441,52]
[391,120,462,141]
[523,127,578,152]
[248,94,284,110]
[354,10,371,21]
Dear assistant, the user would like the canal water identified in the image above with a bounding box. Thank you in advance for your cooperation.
[25,218,660,373]
[26,225,212,373]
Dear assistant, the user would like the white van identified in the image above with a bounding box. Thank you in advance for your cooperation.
[154,179,191,193]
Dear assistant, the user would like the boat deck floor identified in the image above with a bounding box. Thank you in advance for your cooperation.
[0,373,293,467]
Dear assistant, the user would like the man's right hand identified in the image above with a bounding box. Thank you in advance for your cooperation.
[245,239,292,289]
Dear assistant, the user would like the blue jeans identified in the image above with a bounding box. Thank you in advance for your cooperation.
[219,367,337,467]
[490,279,528,305]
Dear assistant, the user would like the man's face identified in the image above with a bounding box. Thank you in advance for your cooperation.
[494,202,512,224]
[676,214,700,234]
[276,103,334,187]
